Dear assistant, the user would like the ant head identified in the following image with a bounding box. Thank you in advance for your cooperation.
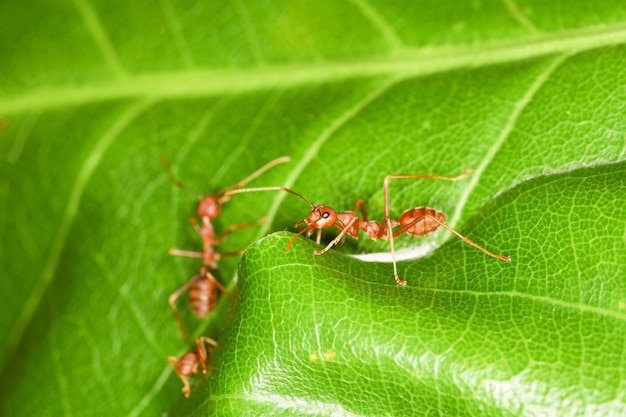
[197,196,221,219]
[306,205,338,230]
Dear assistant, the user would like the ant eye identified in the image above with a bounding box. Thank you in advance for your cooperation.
[322,211,330,219]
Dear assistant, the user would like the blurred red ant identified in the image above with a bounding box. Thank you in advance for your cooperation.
[230,170,510,286]
[162,156,289,337]
[161,156,290,268]
[168,336,216,397]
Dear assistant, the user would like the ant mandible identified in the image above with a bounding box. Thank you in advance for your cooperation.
[160,156,290,268]
[168,336,216,397]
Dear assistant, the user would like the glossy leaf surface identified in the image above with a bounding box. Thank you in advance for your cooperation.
[1,1,625,416]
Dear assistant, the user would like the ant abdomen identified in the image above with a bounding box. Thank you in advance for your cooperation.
[399,207,446,236]
[189,276,218,319]
[176,352,201,376]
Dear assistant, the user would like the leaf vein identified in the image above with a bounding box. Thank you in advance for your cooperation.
[209,393,364,417]
[71,0,127,78]
[449,53,570,228]
[232,0,265,66]
[50,305,74,417]
[158,0,196,68]
[5,24,626,115]
[347,0,404,51]
[270,261,626,321]
[500,0,541,35]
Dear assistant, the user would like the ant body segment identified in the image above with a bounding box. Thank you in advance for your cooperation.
[168,265,234,339]
[168,336,216,397]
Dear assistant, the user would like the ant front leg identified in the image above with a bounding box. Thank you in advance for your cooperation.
[314,217,359,255]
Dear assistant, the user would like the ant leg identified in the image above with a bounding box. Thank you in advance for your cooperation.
[168,249,203,259]
[169,276,199,340]
[314,217,358,255]
[286,224,316,252]
[383,169,472,218]
[216,250,244,259]
[168,356,192,398]
[315,228,322,245]
[203,270,235,302]
[352,198,369,222]
[189,217,203,234]
[213,217,266,244]
[386,216,407,286]
[425,215,511,262]
[196,337,217,375]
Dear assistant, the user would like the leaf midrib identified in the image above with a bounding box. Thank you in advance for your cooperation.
[3,23,626,115]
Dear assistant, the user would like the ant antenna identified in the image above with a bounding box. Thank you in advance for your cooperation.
[159,156,203,199]
[217,156,291,203]
[224,186,316,251]
[160,156,290,203]
[224,186,313,207]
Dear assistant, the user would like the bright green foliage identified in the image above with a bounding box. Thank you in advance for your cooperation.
[1,1,625,416]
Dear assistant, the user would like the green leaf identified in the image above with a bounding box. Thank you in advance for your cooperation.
[216,162,626,416]
[1,1,625,416]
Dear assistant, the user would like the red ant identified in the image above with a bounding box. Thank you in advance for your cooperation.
[168,336,216,397]
[161,156,290,268]
[162,156,289,337]
[230,170,510,286]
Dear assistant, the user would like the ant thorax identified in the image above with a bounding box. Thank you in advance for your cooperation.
[336,211,360,238]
